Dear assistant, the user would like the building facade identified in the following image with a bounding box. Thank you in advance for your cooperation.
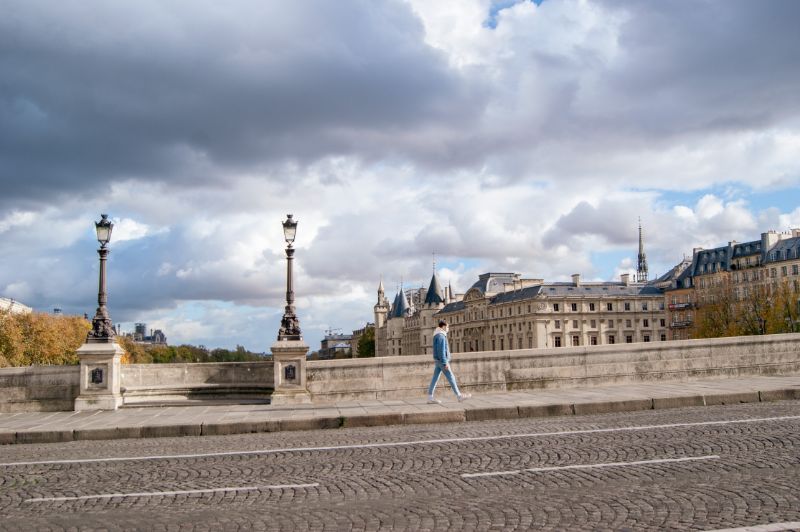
[665,229,800,338]
[437,272,670,353]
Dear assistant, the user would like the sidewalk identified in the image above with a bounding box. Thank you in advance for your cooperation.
[1,376,799,445]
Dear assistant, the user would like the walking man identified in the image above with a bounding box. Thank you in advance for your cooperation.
[428,319,471,403]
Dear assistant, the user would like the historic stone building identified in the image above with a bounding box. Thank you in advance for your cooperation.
[436,272,670,353]
[370,223,691,356]
[665,229,800,339]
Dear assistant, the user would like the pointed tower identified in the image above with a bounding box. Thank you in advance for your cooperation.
[424,271,445,307]
[637,219,649,282]
[392,288,410,318]
[374,277,390,328]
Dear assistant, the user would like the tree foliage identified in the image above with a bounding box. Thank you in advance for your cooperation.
[356,326,376,358]
[119,337,265,364]
[0,311,91,367]
[695,278,800,338]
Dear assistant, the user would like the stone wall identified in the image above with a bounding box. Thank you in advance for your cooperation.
[0,365,79,412]
[1,333,798,411]
[120,362,274,404]
[306,333,800,402]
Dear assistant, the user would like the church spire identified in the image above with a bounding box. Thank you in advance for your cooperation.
[637,218,648,282]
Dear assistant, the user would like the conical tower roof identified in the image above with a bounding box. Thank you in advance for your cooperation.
[424,272,445,306]
[391,289,409,318]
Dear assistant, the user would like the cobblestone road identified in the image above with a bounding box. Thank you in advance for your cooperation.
[1,401,798,531]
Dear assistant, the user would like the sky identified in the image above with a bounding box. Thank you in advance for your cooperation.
[1,0,799,352]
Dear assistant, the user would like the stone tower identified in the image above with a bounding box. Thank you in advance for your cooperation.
[373,278,390,328]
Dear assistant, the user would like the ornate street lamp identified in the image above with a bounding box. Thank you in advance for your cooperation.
[87,214,116,343]
[278,214,302,341]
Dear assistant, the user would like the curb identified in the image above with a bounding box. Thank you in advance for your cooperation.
[2,388,798,445]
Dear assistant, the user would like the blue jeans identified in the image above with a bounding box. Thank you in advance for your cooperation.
[428,360,461,397]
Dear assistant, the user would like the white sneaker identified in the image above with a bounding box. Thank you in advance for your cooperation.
[427,396,442,404]
[457,393,472,402]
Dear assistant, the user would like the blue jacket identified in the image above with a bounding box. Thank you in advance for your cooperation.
[432,329,450,365]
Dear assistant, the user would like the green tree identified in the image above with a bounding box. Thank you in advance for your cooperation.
[356,327,375,358]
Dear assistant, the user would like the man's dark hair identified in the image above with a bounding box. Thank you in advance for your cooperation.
[438,320,447,327]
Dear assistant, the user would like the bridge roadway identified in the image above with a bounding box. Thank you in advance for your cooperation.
[0,401,798,531]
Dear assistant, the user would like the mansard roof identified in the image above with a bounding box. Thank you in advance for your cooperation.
[491,282,661,304]
[468,273,519,295]
[766,236,800,262]
[424,273,445,305]
[439,300,465,313]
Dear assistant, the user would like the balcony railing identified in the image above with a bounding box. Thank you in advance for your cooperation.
[669,320,693,329]
[668,302,694,310]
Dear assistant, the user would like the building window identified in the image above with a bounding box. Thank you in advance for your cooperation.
[660,334,667,341]
[642,302,648,311]
[589,303,595,311]
[608,335,615,344]
[625,319,632,328]
[643,319,649,328]
[518,338,523,349]
[590,336,597,346]
[660,319,666,327]
[500,338,504,350]
[554,336,562,347]
[528,338,533,349]
[771,268,777,278]
[572,320,578,329]
[793,264,799,275]
[571,303,578,312]
[626,335,633,344]
[572,335,580,346]
[608,319,614,328]
[590,319,596,329]
[554,303,560,311]
[624,302,631,311]
[607,303,613,311]
[527,305,531,313]
[782,266,788,276]
[555,319,561,329]
[492,339,496,350]
[643,335,650,342]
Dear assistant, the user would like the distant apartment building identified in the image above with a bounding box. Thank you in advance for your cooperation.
[319,330,353,359]
[126,322,168,345]
[0,297,32,315]
[665,229,800,338]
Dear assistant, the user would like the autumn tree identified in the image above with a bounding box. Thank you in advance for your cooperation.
[694,277,800,338]
[0,311,91,367]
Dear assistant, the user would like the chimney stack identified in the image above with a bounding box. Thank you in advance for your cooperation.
[572,273,581,287]
[621,273,631,285]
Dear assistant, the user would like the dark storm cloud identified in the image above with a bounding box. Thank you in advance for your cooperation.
[580,0,800,138]
[0,0,482,210]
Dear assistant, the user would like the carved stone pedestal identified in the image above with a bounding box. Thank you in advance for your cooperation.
[270,339,311,405]
[74,342,125,411]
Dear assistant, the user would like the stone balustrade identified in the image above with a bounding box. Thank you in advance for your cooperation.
[0,333,798,412]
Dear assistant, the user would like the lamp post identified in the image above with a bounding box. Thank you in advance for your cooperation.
[270,213,311,405]
[278,214,302,341]
[87,214,116,343]
[74,213,125,411]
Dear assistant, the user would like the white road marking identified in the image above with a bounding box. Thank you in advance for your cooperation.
[462,455,720,478]
[704,522,800,532]
[24,483,319,503]
[1,414,798,468]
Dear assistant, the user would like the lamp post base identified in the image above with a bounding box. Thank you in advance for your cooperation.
[74,342,125,411]
[271,339,311,405]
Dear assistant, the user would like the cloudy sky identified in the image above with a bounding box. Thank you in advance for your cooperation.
[2,0,799,351]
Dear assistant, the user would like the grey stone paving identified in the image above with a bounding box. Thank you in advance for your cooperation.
[1,376,799,445]
[0,401,798,530]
